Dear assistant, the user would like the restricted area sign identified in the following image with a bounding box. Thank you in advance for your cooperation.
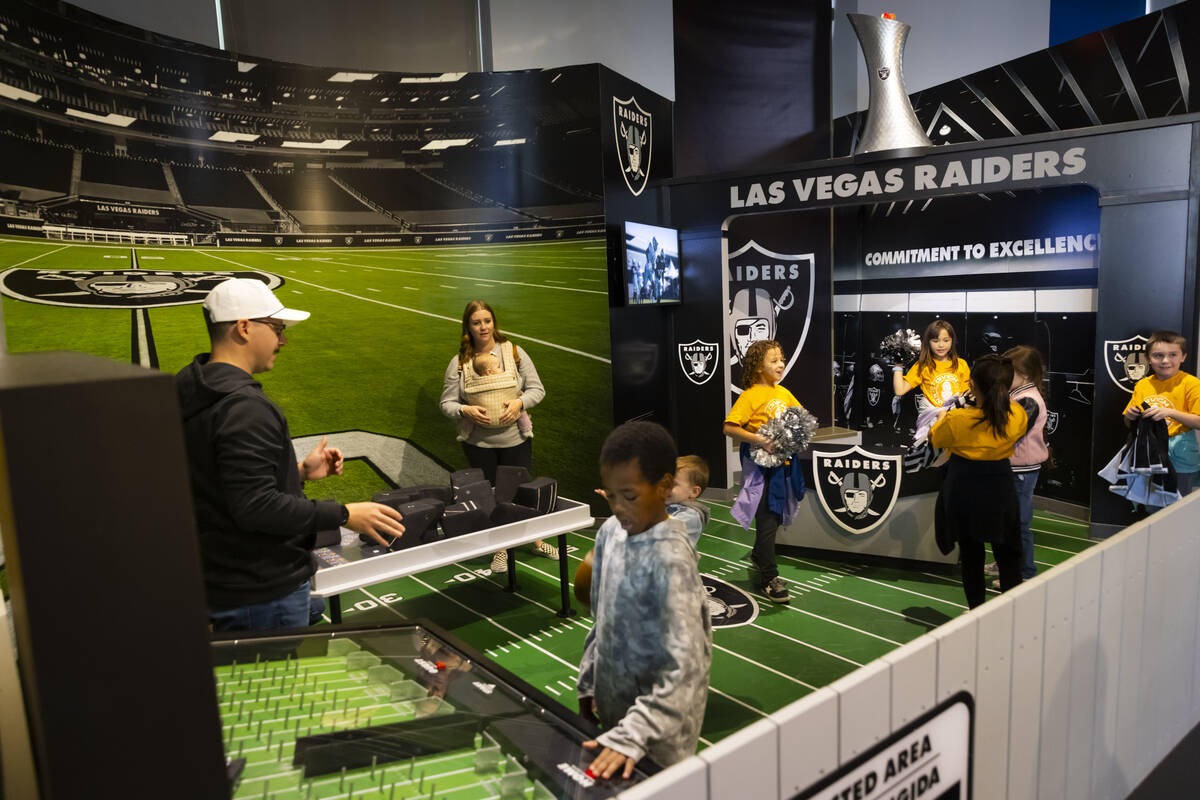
[794,692,973,800]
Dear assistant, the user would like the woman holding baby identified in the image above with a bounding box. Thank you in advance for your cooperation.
[440,299,556,569]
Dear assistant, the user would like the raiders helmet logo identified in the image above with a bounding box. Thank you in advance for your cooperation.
[1104,335,1149,393]
[678,339,719,386]
[0,269,281,309]
[725,240,815,397]
[1044,410,1060,436]
[613,95,652,196]
[811,444,903,534]
[700,575,757,627]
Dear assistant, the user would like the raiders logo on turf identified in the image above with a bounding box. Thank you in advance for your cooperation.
[725,241,815,398]
[678,339,718,386]
[811,444,902,534]
[613,95,652,196]
[0,269,281,309]
[1045,410,1060,436]
[700,575,757,627]
[1104,335,1149,393]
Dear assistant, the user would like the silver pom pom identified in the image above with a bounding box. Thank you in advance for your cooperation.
[749,406,819,467]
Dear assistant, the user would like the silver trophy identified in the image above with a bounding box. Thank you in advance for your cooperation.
[848,12,932,155]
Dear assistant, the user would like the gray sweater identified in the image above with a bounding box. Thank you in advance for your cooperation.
[439,343,545,448]
[577,516,712,766]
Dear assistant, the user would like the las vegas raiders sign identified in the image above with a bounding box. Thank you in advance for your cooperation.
[811,444,903,534]
[1103,334,1149,393]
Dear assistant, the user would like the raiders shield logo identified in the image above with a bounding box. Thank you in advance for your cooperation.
[613,95,652,196]
[0,269,281,309]
[700,575,757,627]
[484,233,494,242]
[414,235,423,244]
[811,444,903,534]
[344,236,353,245]
[678,339,719,386]
[1104,335,1149,392]
[878,67,891,80]
[867,386,881,407]
[273,236,283,245]
[725,240,815,396]
[1045,410,1060,436]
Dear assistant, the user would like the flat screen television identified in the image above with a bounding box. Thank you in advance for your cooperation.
[623,221,681,305]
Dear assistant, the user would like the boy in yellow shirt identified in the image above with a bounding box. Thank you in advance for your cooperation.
[1123,330,1200,494]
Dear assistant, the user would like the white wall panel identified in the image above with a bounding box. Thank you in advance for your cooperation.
[973,596,1014,800]
[883,635,937,729]
[832,659,891,762]
[1064,549,1103,800]
[1090,536,1129,800]
[1113,532,1149,795]
[860,293,909,312]
[775,687,838,798]
[616,755,707,800]
[1038,562,1076,800]
[698,717,779,800]
[934,613,978,703]
[1139,517,1172,777]
[1156,500,1200,746]
[1007,582,1047,800]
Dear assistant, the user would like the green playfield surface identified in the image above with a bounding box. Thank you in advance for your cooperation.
[0,236,612,505]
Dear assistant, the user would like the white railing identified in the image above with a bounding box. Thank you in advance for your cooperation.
[41,225,191,246]
[621,491,1200,800]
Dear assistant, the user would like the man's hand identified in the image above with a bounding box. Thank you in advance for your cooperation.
[581,741,636,780]
[462,405,491,425]
[298,436,343,481]
[346,502,405,547]
[578,696,599,724]
[497,397,523,425]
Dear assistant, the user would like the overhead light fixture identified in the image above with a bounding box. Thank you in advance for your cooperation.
[400,73,466,84]
[421,137,474,151]
[380,97,390,102]
[237,62,257,73]
[0,82,41,102]
[328,71,378,82]
[282,139,352,149]
[209,131,260,142]
[66,108,136,127]
[282,91,291,98]
[308,94,317,100]
[439,95,449,102]
[494,138,525,146]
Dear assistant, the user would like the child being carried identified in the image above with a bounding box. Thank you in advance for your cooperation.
[458,342,533,440]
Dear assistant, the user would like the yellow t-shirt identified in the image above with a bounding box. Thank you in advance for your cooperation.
[903,358,971,405]
[725,383,802,433]
[1124,371,1200,438]
[929,402,1028,460]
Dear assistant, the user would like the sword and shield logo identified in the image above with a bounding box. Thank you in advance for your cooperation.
[811,444,903,534]
[1104,334,1150,392]
[725,241,815,397]
[678,339,719,386]
[613,95,652,196]
[0,269,282,309]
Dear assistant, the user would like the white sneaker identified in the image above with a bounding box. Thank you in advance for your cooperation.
[491,551,507,573]
[983,562,1000,576]
[533,541,560,560]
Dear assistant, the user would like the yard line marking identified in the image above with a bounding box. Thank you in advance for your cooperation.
[325,258,607,295]
[440,284,458,289]
[196,251,610,363]
[543,684,562,696]
[708,686,769,717]
[1030,542,1084,555]
[4,242,71,268]
[544,279,565,283]
[476,283,495,287]
[581,245,607,249]
[403,286,419,290]
[1035,528,1094,544]
[556,679,575,691]
[751,623,863,667]
[366,287,381,292]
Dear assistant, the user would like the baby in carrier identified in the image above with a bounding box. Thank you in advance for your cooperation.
[459,344,533,440]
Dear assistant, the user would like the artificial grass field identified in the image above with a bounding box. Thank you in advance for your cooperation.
[0,236,612,505]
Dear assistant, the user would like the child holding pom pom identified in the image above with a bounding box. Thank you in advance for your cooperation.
[723,339,809,604]
[893,320,971,413]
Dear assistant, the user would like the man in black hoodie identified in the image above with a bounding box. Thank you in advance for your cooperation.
[177,278,405,632]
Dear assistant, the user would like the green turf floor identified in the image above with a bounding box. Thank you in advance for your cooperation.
[309,498,1097,750]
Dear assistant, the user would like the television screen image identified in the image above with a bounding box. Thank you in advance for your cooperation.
[624,221,681,305]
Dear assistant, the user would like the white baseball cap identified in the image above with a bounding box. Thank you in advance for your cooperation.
[203,278,309,325]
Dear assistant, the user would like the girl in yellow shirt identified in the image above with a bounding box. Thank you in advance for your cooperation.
[930,353,1031,608]
[892,320,971,411]
[723,339,806,604]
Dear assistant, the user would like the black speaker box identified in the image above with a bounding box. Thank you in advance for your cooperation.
[514,477,558,515]
[313,527,341,548]
[450,468,486,491]
[491,502,541,527]
[494,465,533,504]
[442,501,492,537]
[453,479,496,513]
[372,487,424,510]
[360,497,444,550]
[408,484,453,505]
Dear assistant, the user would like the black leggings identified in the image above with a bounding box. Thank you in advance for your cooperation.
[958,535,1022,609]
[461,439,532,484]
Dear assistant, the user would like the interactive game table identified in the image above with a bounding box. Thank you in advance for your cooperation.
[311,498,594,623]
[212,621,658,799]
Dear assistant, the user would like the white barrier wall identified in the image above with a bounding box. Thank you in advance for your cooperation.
[618,490,1200,799]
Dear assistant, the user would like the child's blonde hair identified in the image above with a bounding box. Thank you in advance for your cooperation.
[741,339,781,389]
[676,455,709,493]
[917,320,959,373]
[473,352,500,374]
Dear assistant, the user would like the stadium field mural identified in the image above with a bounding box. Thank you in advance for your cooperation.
[0,236,612,507]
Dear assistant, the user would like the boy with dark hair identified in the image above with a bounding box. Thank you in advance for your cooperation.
[667,454,711,545]
[577,421,712,779]
[1123,330,1200,494]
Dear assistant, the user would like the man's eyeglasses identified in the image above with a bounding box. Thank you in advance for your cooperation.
[251,318,287,338]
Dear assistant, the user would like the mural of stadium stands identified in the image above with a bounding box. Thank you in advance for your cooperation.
[0,0,611,242]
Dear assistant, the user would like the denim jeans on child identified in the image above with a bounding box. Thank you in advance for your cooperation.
[1013,470,1039,580]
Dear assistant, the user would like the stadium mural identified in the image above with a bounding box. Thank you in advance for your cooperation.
[0,1,676,508]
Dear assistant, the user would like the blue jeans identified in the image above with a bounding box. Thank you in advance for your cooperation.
[1013,470,1039,579]
[209,581,312,633]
